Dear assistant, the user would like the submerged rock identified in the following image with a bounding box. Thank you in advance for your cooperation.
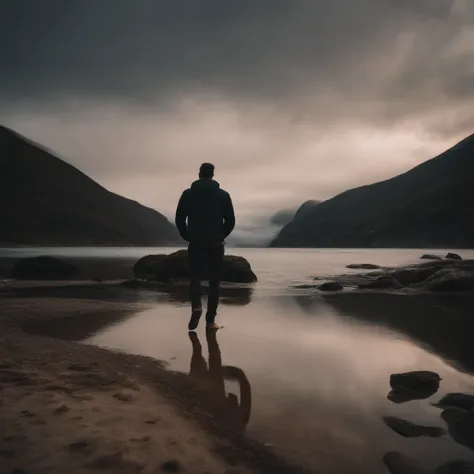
[446,253,463,260]
[318,282,344,292]
[133,250,257,283]
[10,256,78,280]
[383,416,445,438]
[390,371,441,392]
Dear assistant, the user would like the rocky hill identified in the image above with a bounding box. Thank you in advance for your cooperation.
[0,126,181,246]
[271,134,474,248]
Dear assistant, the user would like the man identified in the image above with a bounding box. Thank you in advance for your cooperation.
[175,163,235,330]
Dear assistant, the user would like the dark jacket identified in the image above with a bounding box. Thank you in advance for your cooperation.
[175,179,235,245]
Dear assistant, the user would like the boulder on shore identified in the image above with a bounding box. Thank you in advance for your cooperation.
[133,250,257,283]
[11,256,78,280]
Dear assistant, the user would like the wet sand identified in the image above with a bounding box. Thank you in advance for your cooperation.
[0,291,304,474]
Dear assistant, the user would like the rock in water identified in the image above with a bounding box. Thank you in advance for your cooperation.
[383,416,445,438]
[446,253,463,260]
[346,263,381,269]
[421,254,443,260]
[10,256,78,280]
[435,393,474,411]
[133,250,257,283]
[390,371,441,392]
[318,282,344,291]
[383,452,429,474]
[388,384,440,404]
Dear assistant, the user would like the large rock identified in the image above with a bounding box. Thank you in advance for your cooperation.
[133,250,257,283]
[424,271,474,292]
[133,254,167,279]
[11,256,78,280]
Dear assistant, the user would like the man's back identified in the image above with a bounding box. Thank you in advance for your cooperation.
[175,178,235,245]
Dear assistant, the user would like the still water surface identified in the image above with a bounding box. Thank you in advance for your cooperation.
[9,247,474,473]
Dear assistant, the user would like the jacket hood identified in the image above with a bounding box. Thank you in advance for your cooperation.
[191,179,220,192]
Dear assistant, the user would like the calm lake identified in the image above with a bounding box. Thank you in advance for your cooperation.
[5,247,474,473]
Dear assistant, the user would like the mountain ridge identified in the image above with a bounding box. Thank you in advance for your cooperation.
[0,126,181,246]
[271,133,474,248]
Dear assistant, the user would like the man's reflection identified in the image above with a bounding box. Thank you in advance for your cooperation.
[188,330,251,432]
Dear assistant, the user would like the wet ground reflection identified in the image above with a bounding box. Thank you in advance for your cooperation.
[22,288,474,473]
[316,292,474,375]
[151,282,254,306]
[188,330,251,432]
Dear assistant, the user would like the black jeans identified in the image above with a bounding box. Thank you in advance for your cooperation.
[188,243,224,322]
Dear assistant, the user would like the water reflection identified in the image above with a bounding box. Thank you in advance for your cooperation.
[188,330,251,432]
[155,283,254,306]
[307,293,474,375]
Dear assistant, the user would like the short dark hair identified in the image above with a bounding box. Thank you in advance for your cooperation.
[199,162,215,179]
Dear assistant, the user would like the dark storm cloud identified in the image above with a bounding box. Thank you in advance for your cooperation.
[1,0,473,128]
[1,0,474,241]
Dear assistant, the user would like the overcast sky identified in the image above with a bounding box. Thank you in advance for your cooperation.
[1,0,474,238]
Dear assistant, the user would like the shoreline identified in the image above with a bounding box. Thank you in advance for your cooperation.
[0,289,306,474]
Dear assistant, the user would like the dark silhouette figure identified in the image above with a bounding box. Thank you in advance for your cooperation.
[188,330,251,432]
[175,163,235,330]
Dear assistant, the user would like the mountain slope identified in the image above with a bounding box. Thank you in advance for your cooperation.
[271,134,474,248]
[0,126,181,245]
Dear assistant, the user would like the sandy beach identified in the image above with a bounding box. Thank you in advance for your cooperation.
[0,289,303,474]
